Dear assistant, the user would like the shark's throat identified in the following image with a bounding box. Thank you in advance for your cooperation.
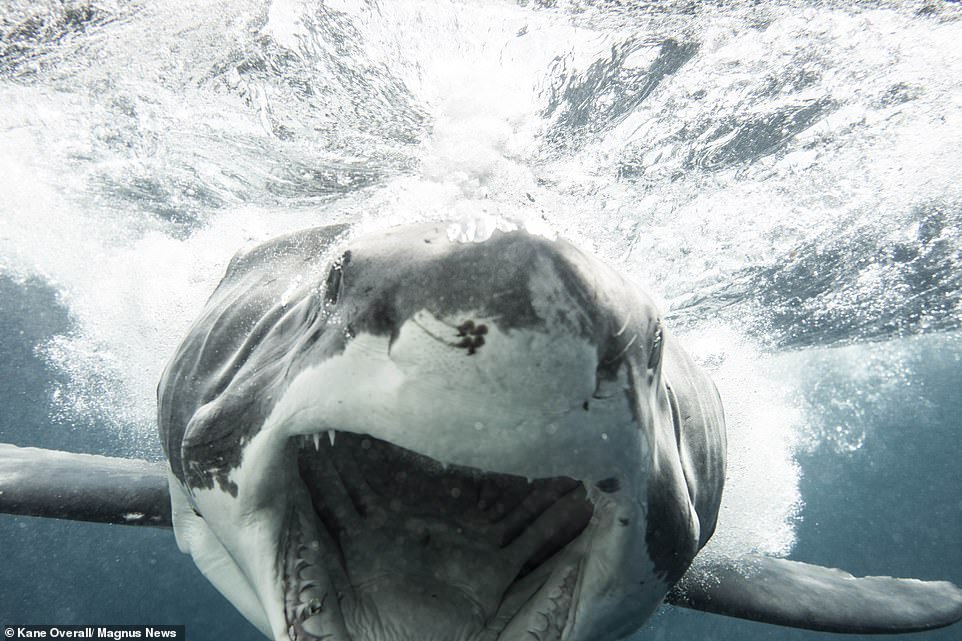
[284,430,595,641]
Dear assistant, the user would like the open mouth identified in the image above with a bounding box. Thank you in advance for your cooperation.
[282,429,596,641]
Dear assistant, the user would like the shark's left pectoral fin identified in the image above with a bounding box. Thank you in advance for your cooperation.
[667,554,962,634]
[0,443,171,527]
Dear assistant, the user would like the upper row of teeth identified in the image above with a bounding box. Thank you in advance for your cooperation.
[306,430,338,450]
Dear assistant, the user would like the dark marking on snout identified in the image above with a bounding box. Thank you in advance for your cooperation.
[456,320,488,337]
[596,477,621,493]
[619,517,631,527]
[455,320,488,355]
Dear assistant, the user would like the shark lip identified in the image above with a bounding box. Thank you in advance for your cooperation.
[281,429,596,641]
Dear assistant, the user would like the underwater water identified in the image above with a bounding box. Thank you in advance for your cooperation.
[0,0,960,639]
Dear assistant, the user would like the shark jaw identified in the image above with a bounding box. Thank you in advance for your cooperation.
[173,388,656,641]
[172,424,635,641]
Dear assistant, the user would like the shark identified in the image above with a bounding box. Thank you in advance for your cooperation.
[2,222,960,641]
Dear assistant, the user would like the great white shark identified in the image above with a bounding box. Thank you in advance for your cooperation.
[1,221,960,641]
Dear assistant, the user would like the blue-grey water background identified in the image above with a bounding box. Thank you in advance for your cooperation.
[1,1,960,639]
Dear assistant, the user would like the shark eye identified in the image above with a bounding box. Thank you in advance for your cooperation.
[648,322,663,371]
[325,251,351,304]
[325,267,343,304]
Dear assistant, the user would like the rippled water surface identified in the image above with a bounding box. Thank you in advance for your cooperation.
[1,1,960,639]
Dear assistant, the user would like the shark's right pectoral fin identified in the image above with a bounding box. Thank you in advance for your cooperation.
[667,554,962,634]
[0,443,171,527]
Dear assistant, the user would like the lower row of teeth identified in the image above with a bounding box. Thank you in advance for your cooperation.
[286,515,332,638]
[288,558,325,614]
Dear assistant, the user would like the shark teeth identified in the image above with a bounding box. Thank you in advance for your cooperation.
[283,510,349,641]
[305,430,338,451]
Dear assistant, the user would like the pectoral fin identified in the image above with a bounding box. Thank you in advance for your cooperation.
[0,443,171,527]
[667,554,962,634]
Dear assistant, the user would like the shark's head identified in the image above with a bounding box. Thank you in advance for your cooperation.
[159,222,691,641]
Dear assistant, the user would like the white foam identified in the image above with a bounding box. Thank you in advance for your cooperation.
[680,325,803,561]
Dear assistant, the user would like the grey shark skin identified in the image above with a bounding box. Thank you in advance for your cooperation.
[1,222,961,641]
